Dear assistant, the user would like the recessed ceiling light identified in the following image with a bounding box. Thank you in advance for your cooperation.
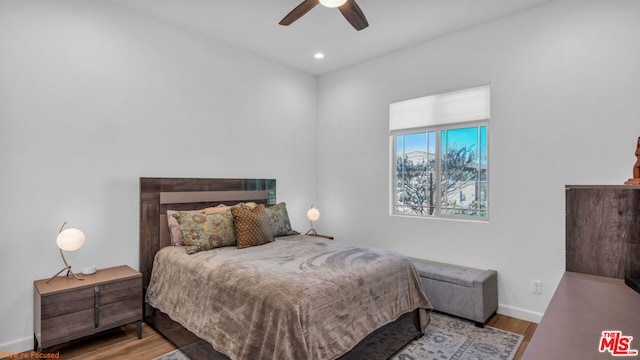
[314,52,325,59]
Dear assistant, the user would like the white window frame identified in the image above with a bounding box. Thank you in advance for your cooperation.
[389,85,490,221]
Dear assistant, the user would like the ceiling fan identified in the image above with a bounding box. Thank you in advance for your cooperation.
[279,0,369,31]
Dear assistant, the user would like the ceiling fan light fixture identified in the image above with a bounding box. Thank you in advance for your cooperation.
[279,0,368,31]
[319,0,347,8]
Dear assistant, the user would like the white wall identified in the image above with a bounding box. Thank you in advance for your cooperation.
[0,0,317,352]
[2,0,639,353]
[317,0,640,323]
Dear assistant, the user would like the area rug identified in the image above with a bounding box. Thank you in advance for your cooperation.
[152,312,523,360]
[390,312,523,360]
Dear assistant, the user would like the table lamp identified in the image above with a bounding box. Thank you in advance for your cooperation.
[305,205,320,235]
[47,222,85,283]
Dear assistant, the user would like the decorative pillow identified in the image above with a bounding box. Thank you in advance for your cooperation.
[230,204,274,249]
[264,202,298,237]
[239,202,258,210]
[167,210,202,246]
[171,211,236,254]
[201,202,257,215]
[200,204,232,215]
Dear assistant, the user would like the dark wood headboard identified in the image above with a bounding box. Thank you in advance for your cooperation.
[139,177,276,289]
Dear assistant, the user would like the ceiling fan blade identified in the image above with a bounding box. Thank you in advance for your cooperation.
[339,0,369,31]
[279,0,320,26]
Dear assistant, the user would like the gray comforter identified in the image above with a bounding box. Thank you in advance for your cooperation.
[146,235,431,360]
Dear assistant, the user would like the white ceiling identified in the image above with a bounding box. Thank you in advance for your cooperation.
[106,0,554,75]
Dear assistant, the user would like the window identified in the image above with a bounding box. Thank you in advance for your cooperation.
[390,85,489,220]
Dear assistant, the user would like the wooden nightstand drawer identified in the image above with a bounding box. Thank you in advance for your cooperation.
[100,278,142,304]
[34,265,142,351]
[41,287,95,319]
[100,297,141,327]
[41,308,95,343]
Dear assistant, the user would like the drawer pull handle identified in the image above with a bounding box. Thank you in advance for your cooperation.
[94,286,100,328]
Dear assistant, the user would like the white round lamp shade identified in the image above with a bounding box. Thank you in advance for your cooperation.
[307,208,320,222]
[319,0,347,8]
[56,228,85,252]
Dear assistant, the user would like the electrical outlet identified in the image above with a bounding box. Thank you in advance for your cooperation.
[532,280,542,294]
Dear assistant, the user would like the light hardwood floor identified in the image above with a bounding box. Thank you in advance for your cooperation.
[8,314,536,360]
[487,313,538,360]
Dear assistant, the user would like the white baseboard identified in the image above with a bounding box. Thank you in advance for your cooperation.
[498,303,544,323]
[0,336,32,356]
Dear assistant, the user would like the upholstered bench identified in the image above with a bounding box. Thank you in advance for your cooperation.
[410,258,498,326]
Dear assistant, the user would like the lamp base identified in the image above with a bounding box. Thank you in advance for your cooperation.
[305,228,318,236]
[46,266,84,283]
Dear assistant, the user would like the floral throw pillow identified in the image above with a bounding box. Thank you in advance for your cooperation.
[264,202,298,237]
[230,204,274,249]
[171,211,236,254]
[167,209,203,246]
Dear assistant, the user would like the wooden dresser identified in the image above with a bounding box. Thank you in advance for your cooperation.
[524,185,640,359]
[33,265,142,351]
[523,272,640,359]
[565,185,640,278]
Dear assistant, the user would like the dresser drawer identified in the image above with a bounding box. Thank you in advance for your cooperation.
[100,277,141,304]
[100,297,142,328]
[41,287,95,319]
[41,308,95,344]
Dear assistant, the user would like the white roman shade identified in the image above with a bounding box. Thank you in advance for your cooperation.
[390,85,490,132]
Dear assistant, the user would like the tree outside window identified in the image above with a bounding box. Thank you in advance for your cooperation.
[394,124,488,219]
[390,85,489,220]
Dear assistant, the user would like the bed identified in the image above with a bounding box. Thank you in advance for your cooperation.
[140,177,431,360]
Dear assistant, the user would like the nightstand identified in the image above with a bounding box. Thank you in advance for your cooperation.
[307,233,334,240]
[33,265,142,352]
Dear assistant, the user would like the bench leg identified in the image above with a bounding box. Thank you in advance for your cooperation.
[475,321,485,328]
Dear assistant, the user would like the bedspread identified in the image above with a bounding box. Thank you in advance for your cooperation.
[146,235,431,360]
